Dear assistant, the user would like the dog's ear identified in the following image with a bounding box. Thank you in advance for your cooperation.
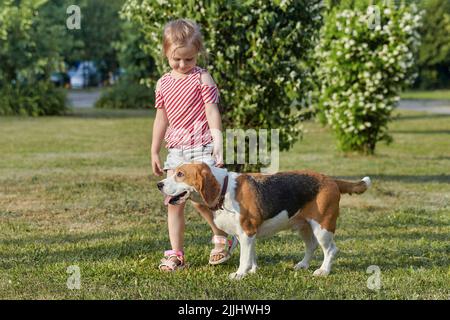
[198,166,221,208]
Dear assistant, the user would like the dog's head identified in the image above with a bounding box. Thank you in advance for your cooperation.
[157,162,221,207]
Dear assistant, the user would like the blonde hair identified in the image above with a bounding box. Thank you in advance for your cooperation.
[162,19,206,59]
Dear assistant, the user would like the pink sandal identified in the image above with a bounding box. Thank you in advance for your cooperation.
[158,250,186,271]
[209,235,238,265]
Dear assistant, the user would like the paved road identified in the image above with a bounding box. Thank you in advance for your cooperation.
[398,99,450,114]
[67,89,450,114]
[67,89,102,108]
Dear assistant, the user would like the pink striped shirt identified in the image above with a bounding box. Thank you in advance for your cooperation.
[154,66,220,149]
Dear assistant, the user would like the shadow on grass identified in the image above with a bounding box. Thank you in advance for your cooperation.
[410,156,450,161]
[334,247,450,271]
[392,130,450,135]
[0,228,162,269]
[5,230,445,274]
[394,113,450,121]
[334,174,450,184]
[63,107,155,119]
[255,240,449,272]
[246,223,449,272]
[0,229,132,246]
[218,248,449,275]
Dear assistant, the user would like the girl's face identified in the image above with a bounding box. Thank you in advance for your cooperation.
[167,44,198,75]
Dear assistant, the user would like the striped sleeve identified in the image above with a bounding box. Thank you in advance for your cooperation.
[154,89,164,109]
[200,84,220,104]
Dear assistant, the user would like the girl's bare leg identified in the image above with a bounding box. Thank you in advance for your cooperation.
[160,169,186,271]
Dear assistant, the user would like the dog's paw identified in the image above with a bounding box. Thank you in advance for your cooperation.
[249,265,258,274]
[294,261,309,270]
[229,272,247,280]
[313,268,330,276]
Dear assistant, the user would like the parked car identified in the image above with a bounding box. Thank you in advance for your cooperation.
[69,61,101,89]
[50,72,71,88]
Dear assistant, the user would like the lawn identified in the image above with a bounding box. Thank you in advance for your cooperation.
[401,89,450,100]
[0,107,449,299]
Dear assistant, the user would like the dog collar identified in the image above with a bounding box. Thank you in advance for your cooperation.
[209,174,228,211]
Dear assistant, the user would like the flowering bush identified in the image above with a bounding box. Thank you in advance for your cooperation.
[315,2,422,154]
[121,0,323,170]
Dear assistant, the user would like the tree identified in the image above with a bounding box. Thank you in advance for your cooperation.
[94,20,156,110]
[114,21,156,83]
[121,0,323,171]
[0,0,66,116]
[35,0,126,79]
[66,0,125,80]
[0,0,61,84]
[414,0,450,89]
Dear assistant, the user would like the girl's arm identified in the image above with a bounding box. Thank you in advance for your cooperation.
[202,73,224,167]
[151,108,169,176]
[151,80,169,176]
[151,107,169,155]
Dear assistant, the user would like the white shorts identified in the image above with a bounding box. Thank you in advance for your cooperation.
[163,143,216,172]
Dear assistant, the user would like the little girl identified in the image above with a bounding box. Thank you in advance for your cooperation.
[151,19,237,271]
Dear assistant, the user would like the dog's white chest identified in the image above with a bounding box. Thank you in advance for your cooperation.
[213,209,240,236]
[212,171,241,236]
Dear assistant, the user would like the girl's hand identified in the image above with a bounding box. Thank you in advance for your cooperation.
[151,154,164,176]
[213,143,224,168]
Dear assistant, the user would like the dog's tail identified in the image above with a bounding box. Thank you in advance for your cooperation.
[334,177,371,195]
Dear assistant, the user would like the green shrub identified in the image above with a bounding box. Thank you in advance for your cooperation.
[0,1,64,89]
[0,1,68,117]
[0,82,67,116]
[121,0,323,171]
[113,21,156,83]
[95,81,155,109]
[414,0,450,89]
[315,1,422,154]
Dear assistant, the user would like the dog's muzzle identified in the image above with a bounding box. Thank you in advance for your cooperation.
[157,181,189,206]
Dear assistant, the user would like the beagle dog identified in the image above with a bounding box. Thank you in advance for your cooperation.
[157,162,371,279]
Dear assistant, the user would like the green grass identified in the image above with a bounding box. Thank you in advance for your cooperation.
[0,108,449,299]
[401,89,450,100]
